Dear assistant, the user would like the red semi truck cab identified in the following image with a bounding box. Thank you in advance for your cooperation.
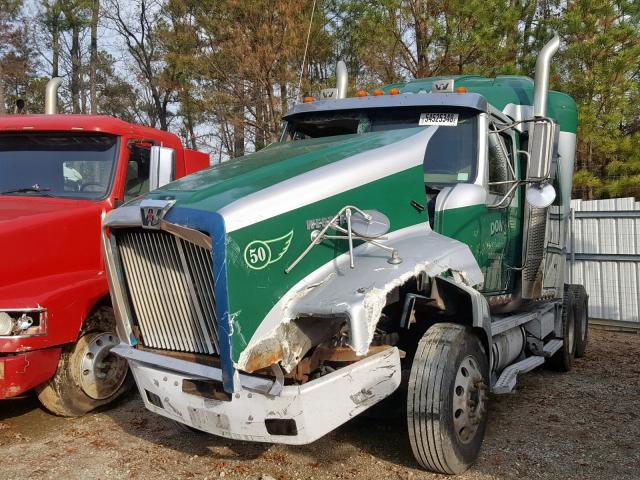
[0,113,209,415]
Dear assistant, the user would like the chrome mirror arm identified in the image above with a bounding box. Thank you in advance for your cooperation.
[285,205,400,274]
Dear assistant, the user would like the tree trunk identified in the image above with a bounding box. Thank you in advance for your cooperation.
[413,0,429,77]
[70,23,81,113]
[233,83,245,157]
[51,9,60,78]
[90,0,99,114]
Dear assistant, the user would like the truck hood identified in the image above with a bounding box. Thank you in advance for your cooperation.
[0,196,107,294]
[145,128,429,221]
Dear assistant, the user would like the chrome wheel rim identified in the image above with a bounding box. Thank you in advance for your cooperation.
[79,332,127,400]
[452,355,488,444]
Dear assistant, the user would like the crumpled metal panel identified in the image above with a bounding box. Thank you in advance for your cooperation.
[244,223,483,362]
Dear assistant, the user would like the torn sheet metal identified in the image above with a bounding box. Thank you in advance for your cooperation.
[236,223,483,370]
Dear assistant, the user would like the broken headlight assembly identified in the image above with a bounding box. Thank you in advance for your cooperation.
[0,308,47,337]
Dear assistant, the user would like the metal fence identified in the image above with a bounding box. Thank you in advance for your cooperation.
[566,197,640,327]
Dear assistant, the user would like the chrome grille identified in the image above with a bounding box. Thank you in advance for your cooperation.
[115,229,219,354]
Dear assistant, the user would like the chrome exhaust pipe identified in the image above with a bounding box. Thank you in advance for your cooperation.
[336,61,348,99]
[533,34,560,118]
[44,77,63,115]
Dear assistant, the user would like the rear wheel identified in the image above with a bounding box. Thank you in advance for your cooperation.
[548,288,577,372]
[36,306,132,417]
[407,323,489,474]
[569,285,589,358]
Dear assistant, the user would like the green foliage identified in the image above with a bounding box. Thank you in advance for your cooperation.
[1,0,638,199]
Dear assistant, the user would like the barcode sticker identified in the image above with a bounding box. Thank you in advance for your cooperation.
[419,113,459,126]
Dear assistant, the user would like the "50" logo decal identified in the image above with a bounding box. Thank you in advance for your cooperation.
[243,231,294,270]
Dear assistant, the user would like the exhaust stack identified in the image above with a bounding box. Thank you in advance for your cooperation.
[45,77,63,115]
[520,34,561,301]
[532,34,560,118]
[336,61,348,99]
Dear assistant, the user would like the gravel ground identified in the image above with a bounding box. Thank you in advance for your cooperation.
[1,328,639,480]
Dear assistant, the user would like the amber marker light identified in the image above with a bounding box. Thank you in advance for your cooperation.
[303,96,314,103]
[373,89,385,96]
[389,88,400,95]
[456,86,468,94]
[356,90,368,97]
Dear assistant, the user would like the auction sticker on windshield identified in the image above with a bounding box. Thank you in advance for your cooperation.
[419,113,459,126]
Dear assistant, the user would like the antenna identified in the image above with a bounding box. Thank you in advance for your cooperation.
[295,0,317,102]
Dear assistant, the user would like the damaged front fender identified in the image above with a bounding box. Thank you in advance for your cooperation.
[236,223,483,372]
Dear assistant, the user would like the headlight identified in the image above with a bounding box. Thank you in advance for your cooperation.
[0,309,47,337]
[0,312,12,335]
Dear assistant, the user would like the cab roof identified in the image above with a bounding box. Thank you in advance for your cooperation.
[0,114,181,142]
[286,75,578,134]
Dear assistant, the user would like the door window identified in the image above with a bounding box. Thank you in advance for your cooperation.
[123,141,153,202]
[487,129,515,196]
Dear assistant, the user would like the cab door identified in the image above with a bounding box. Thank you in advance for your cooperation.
[433,113,521,295]
[482,119,521,294]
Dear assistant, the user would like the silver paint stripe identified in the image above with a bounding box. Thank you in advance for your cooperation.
[219,127,438,233]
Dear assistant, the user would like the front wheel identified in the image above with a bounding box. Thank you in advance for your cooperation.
[407,323,489,474]
[36,306,132,417]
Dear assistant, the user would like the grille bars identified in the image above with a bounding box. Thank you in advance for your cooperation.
[116,230,219,355]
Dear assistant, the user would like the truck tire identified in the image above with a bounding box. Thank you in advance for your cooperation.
[36,306,132,417]
[548,288,577,372]
[569,285,589,358]
[407,323,489,474]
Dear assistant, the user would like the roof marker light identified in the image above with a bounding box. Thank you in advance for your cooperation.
[456,86,468,94]
[303,96,314,103]
[373,89,384,96]
[356,90,368,97]
[389,88,400,95]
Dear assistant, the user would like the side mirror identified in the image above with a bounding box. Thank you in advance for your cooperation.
[351,210,391,238]
[527,120,554,181]
[149,146,175,190]
[526,182,556,208]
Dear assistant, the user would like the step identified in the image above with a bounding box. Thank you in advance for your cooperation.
[542,339,563,357]
[493,356,545,394]
[491,311,538,336]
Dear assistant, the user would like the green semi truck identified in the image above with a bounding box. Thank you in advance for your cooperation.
[102,35,588,474]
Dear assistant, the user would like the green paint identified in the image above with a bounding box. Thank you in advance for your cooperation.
[382,75,578,134]
[226,165,427,359]
[146,128,423,212]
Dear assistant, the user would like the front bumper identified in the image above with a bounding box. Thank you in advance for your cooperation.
[113,345,401,444]
[0,348,61,399]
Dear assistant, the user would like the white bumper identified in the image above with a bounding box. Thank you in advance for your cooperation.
[116,345,401,445]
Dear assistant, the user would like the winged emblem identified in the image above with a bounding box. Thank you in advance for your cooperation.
[243,230,294,270]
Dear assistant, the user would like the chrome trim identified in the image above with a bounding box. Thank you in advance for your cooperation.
[113,228,219,355]
[45,77,62,114]
[160,220,212,250]
[476,113,489,187]
[336,60,348,99]
[533,34,560,118]
[103,204,212,250]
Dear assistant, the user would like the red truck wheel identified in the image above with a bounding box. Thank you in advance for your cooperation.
[36,306,132,417]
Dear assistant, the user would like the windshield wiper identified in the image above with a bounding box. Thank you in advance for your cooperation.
[1,184,53,195]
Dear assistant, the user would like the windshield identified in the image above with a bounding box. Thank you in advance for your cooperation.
[0,132,118,200]
[283,107,478,185]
